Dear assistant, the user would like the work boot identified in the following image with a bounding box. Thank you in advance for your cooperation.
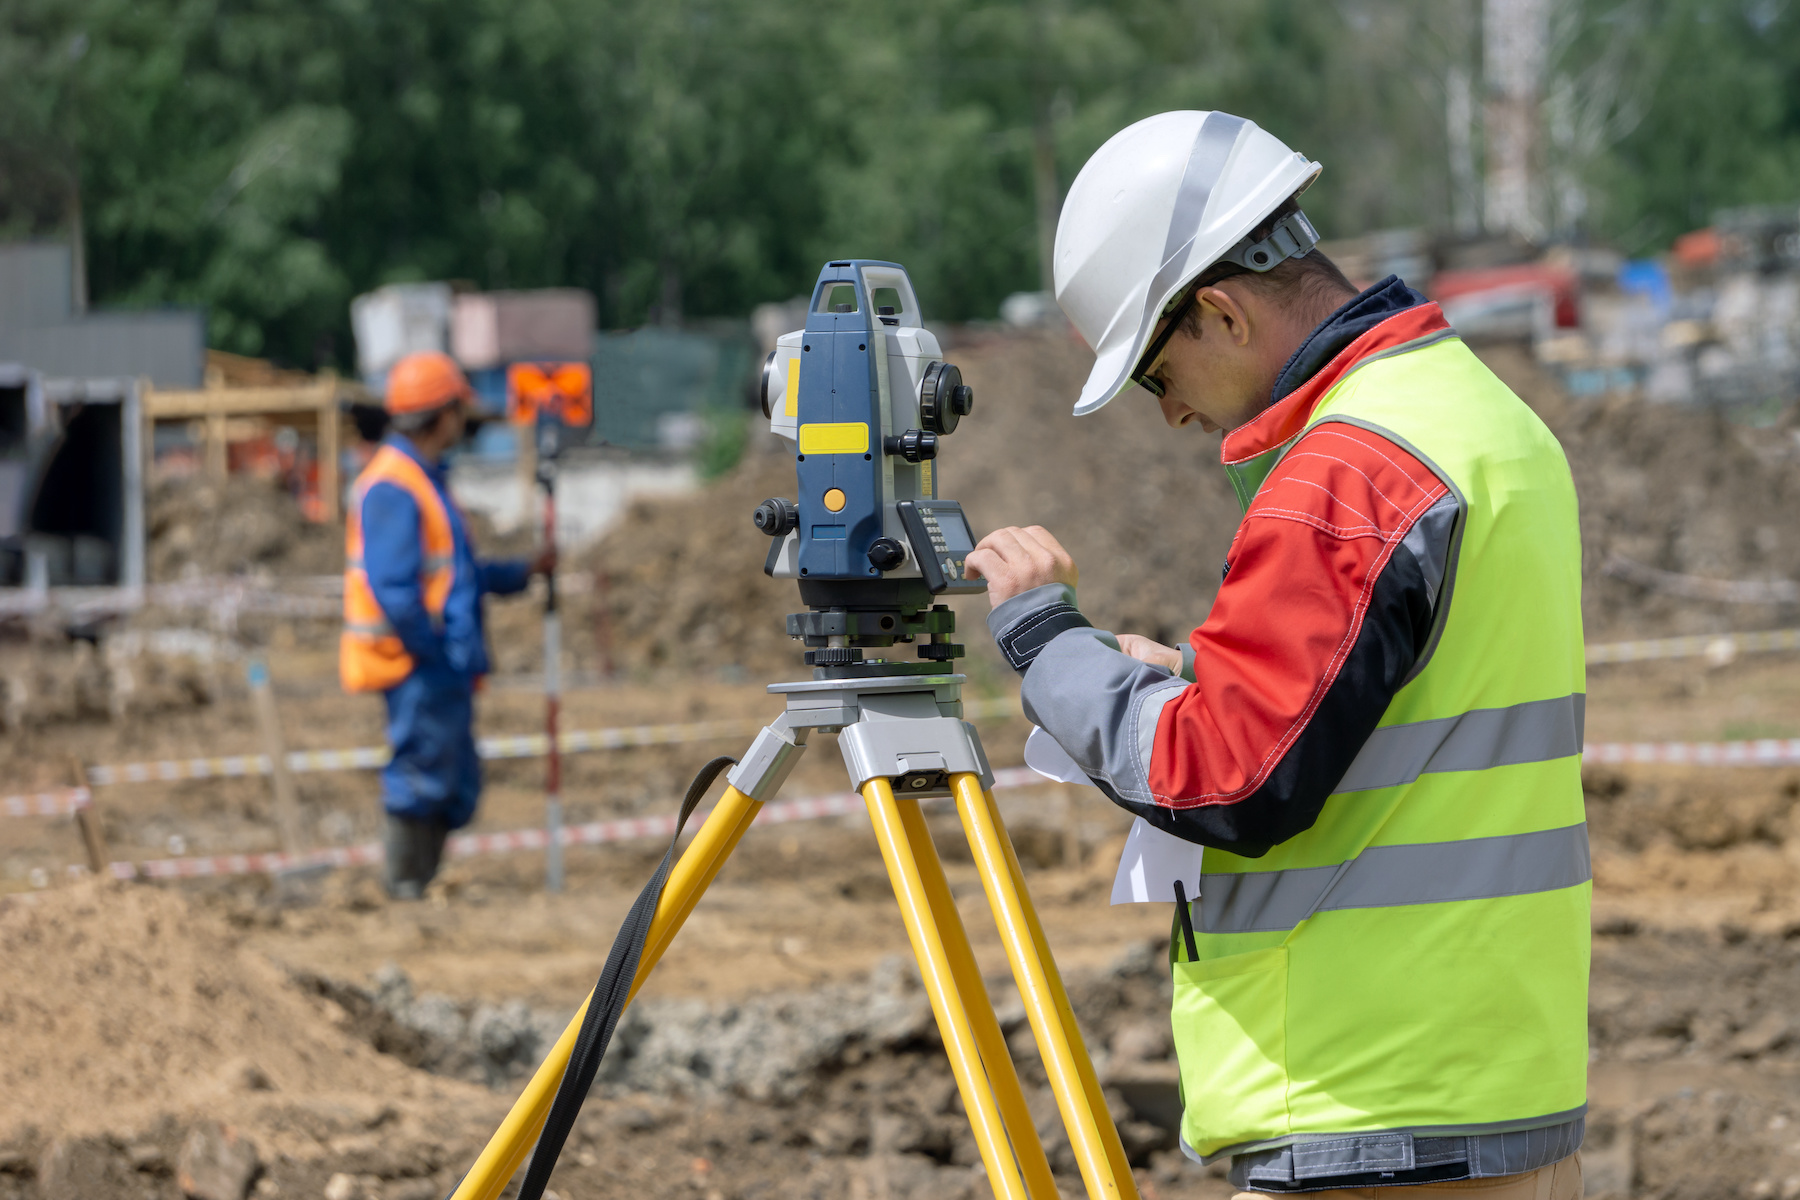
[385,814,450,900]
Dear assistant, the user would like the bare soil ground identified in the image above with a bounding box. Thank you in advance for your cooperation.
[1,650,1797,1200]
[2,330,1799,1199]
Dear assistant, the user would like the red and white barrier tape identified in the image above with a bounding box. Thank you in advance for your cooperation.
[2,787,90,818]
[109,840,386,880]
[30,675,1797,824]
[102,766,1047,880]
[1586,628,1800,666]
[1602,558,1800,606]
[64,735,1800,881]
[58,628,1800,794]
[1582,739,1800,767]
[76,698,1022,789]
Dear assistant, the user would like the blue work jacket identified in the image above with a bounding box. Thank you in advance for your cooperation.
[359,434,531,682]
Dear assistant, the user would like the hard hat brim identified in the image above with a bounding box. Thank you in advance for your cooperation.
[1066,156,1322,417]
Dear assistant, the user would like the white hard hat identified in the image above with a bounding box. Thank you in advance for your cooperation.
[1054,111,1323,415]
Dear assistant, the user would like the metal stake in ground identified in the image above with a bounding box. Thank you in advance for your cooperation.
[536,410,565,894]
[68,757,109,878]
[247,655,304,856]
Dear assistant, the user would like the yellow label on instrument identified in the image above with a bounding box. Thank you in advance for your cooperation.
[798,422,869,455]
[784,359,800,416]
[919,460,933,495]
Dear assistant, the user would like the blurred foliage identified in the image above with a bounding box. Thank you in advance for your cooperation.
[1587,0,1800,253]
[1,0,1798,365]
[694,405,750,481]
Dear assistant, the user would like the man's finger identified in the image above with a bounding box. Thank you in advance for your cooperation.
[1020,527,1076,576]
[1020,525,1073,560]
[1015,525,1078,587]
[974,527,1033,569]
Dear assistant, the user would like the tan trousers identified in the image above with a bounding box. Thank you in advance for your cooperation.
[1232,1153,1582,1200]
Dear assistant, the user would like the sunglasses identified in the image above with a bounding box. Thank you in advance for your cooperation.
[1130,287,1201,399]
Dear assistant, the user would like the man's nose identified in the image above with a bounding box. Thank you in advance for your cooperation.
[1158,393,1192,429]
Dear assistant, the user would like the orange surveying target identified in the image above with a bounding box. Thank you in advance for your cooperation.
[507,362,593,426]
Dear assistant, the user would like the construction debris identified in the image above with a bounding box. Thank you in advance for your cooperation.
[147,476,340,582]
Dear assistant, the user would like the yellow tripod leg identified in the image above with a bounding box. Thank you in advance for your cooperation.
[952,773,1141,1200]
[863,779,1037,1200]
[450,785,765,1200]
[893,793,1060,1200]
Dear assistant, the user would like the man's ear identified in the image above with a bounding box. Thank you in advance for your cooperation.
[1198,285,1254,348]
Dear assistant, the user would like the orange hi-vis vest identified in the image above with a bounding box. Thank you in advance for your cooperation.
[340,444,456,692]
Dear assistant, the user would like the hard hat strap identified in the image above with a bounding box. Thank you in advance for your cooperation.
[1219,209,1320,274]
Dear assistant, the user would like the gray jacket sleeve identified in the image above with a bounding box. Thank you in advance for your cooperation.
[987,583,1188,808]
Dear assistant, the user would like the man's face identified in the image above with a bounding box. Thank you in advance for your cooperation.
[442,401,469,444]
[1138,283,1280,435]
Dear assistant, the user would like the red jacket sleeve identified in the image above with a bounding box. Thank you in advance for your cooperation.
[1144,422,1450,845]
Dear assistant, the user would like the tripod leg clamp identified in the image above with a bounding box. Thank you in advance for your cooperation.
[838,717,993,797]
[727,723,810,801]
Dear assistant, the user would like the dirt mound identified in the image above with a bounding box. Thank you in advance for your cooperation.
[147,475,340,581]
[1567,396,1800,637]
[581,329,1800,678]
[312,940,1185,1195]
[1479,344,1800,638]
[573,450,811,676]
[1585,766,1800,854]
[0,881,492,1149]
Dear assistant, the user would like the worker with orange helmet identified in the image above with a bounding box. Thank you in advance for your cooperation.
[341,351,554,900]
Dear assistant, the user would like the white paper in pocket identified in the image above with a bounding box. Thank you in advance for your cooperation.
[1108,817,1204,906]
[1023,725,1100,787]
[1023,726,1202,907]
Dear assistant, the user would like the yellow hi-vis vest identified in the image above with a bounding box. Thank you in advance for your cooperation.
[340,445,456,693]
[1175,331,1589,1160]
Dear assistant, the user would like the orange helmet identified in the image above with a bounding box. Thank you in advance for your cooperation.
[385,351,472,414]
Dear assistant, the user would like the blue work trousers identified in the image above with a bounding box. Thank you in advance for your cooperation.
[381,666,482,829]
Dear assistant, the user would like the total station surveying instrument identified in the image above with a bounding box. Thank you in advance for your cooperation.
[453,262,1141,1200]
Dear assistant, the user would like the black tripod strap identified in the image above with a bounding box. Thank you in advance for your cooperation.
[515,755,738,1200]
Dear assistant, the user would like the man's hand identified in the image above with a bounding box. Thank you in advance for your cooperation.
[1116,634,1184,674]
[530,547,558,577]
[964,525,1078,607]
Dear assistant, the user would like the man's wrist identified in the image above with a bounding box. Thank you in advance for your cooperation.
[987,582,1092,674]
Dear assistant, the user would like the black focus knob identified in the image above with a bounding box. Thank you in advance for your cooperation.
[918,361,968,434]
[882,429,939,462]
[753,497,798,536]
[950,383,974,417]
[867,537,907,571]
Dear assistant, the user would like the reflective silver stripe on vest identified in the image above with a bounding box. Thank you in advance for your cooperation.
[1335,694,1585,794]
[344,618,395,637]
[1199,822,1590,934]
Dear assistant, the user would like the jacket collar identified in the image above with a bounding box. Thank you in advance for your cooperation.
[1220,275,1448,466]
[385,432,448,484]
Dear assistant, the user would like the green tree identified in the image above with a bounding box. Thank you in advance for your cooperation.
[3,0,1798,364]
